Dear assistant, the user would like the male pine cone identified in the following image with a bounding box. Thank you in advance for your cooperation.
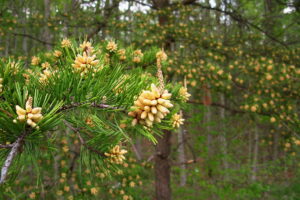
[14,97,43,129]
[128,84,173,127]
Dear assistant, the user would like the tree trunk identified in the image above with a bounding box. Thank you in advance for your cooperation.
[153,0,172,199]
[263,0,280,43]
[204,0,210,20]
[43,0,51,50]
[21,1,28,56]
[132,138,142,161]
[273,129,279,161]
[22,28,28,56]
[155,130,172,200]
[206,104,213,178]
[219,93,229,180]
[251,123,259,181]
[135,138,143,160]
[5,35,9,56]
[177,111,187,186]
[248,128,252,178]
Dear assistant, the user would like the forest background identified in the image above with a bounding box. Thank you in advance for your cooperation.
[0,0,300,199]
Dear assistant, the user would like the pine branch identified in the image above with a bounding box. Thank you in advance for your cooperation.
[0,130,29,184]
[58,102,123,112]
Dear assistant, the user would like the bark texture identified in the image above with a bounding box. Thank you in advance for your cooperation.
[154,130,172,200]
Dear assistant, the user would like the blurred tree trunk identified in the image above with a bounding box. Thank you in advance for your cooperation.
[264,0,280,43]
[5,35,9,56]
[206,105,213,178]
[153,0,172,199]
[22,29,28,56]
[248,128,252,176]
[43,0,51,50]
[215,0,221,24]
[204,0,210,21]
[177,111,187,186]
[22,2,28,56]
[204,85,213,178]
[101,0,111,39]
[264,0,275,33]
[155,131,172,200]
[219,93,229,180]
[132,138,142,161]
[273,129,279,161]
[251,123,259,181]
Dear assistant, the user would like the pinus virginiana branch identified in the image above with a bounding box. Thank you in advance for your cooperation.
[0,39,188,185]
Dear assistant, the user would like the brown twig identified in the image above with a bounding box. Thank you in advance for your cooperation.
[0,144,14,149]
[0,130,29,184]
[12,32,56,46]
[58,102,123,113]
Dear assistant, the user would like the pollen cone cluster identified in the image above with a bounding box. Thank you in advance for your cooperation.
[133,49,143,63]
[104,145,127,164]
[179,87,191,102]
[172,113,185,128]
[72,52,99,76]
[106,41,118,52]
[10,61,20,75]
[80,41,94,54]
[39,69,52,84]
[14,97,43,129]
[31,56,40,66]
[61,38,71,48]
[128,84,173,127]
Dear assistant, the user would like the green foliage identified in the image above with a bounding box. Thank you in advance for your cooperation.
[0,39,186,198]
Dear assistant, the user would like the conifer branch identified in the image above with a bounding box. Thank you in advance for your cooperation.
[0,130,28,184]
[58,102,123,112]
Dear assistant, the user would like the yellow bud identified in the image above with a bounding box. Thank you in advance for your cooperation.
[141,111,148,119]
[16,105,26,115]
